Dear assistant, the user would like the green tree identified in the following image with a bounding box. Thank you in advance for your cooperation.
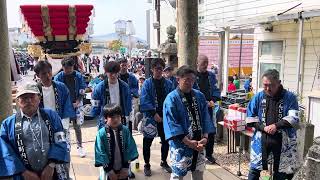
[108,40,122,52]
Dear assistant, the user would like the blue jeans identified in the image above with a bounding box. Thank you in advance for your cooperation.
[248,168,294,180]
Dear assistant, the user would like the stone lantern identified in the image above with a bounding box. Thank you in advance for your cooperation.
[158,25,178,68]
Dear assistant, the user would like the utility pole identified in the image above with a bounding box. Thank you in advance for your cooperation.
[155,0,161,47]
[177,0,198,68]
[0,0,13,123]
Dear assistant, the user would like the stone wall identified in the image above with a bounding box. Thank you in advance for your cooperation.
[294,136,320,180]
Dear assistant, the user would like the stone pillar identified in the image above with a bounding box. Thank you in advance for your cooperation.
[305,137,320,179]
[177,0,198,68]
[294,137,320,180]
[0,0,13,123]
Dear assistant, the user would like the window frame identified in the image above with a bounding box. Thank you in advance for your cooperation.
[257,40,285,90]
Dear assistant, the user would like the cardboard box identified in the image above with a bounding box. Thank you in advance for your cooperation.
[224,118,246,131]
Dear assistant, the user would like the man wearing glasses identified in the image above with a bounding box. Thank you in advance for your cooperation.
[140,58,173,176]
[163,65,214,180]
[246,69,300,180]
[0,84,69,180]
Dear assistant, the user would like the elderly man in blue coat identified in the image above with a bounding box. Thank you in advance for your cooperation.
[0,83,69,180]
[194,54,221,164]
[246,69,300,180]
[163,65,215,180]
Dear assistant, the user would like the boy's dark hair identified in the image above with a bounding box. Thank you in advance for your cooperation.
[176,65,196,77]
[118,58,128,64]
[34,60,52,75]
[104,61,120,73]
[228,76,234,82]
[151,58,165,68]
[103,103,122,118]
[61,56,75,67]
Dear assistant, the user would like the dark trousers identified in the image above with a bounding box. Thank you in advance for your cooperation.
[248,168,294,180]
[206,107,215,158]
[248,137,290,180]
[128,121,132,134]
[71,117,82,148]
[143,122,169,164]
[205,133,215,158]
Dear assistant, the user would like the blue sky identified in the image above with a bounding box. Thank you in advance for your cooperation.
[6,0,150,40]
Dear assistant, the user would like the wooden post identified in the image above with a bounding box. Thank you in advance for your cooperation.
[0,0,13,123]
[177,0,198,68]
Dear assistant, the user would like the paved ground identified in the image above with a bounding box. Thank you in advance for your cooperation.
[69,120,240,180]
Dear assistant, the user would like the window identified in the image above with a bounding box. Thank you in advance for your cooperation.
[258,41,284,88]
[260,41,283,56]
[259,63,282,83]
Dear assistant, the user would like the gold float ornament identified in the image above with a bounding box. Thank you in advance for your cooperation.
[79,43,92,54]
[46,52,82,59]
[27,45,44,58]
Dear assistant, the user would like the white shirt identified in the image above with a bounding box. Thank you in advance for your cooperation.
[109,80,120,106]
[42,85,56,111]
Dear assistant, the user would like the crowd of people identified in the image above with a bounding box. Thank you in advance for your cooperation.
[0,53,300,180]
[14,51,36,76]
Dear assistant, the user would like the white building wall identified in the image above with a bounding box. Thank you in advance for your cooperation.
[252,17,320,105]
[147,0,176,50]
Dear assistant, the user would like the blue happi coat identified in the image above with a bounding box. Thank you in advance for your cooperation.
[163,89,215,176]
[91,79,132,129]
[244,79,251,92]
[39,80,76,119]
[126,72,139,98]
[168,76,178,90]
[94,125,138,169]
[0,109,69,179]
[246,90,300,174]
[139,77,173,138]
[54,71,87,101]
